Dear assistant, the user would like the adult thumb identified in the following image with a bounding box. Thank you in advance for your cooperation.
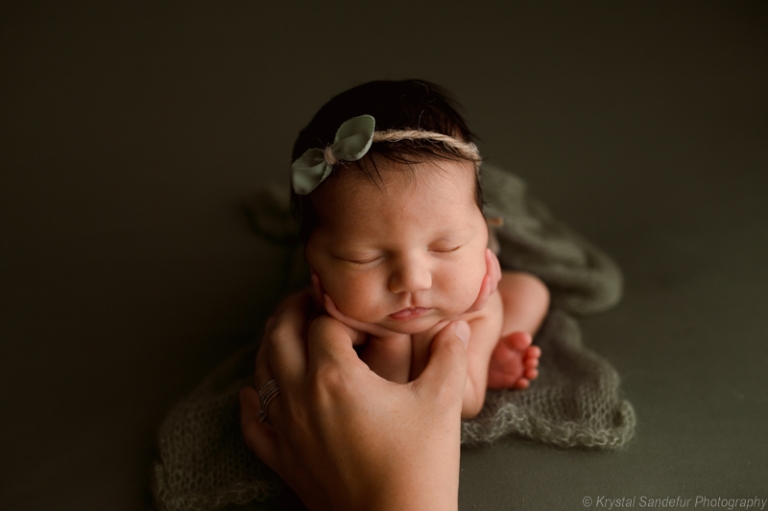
[414,320,469,405]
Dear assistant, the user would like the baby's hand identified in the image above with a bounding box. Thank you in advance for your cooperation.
[311,272,397,338]
[465,248,502,313]
[323,292,398,338]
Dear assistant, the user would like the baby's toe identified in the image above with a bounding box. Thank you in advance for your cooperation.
[513,378,530,390]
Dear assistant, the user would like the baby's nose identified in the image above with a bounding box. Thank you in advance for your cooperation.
[388,259,432,294]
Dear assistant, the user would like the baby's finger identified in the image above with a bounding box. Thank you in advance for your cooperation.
[323,293,392,338]
[486,248,501,289]
[322,293,358,327]
[310,272,324,306]
[467,274,491,312]
[492,249,502,287]
[466,249,500,313]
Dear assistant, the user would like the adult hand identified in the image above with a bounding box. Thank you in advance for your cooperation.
[240,291,470,511]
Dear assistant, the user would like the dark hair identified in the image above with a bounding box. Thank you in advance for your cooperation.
[291,79,482,243]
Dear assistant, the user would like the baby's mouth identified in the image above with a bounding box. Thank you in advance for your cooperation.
[388,307,431,321]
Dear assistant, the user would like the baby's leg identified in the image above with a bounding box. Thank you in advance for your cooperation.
[487,272,549,390]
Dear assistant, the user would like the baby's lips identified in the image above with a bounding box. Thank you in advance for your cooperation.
[388,307,430,321]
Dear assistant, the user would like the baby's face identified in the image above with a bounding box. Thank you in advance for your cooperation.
[305,159,488,335]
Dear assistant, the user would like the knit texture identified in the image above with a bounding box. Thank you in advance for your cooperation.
[152,164,635,511]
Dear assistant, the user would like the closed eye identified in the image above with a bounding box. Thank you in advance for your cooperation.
[348,259,378,265]
[429,245,463,254]
[338,255,383,265]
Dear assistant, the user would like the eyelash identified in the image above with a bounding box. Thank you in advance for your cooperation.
[430,245,462,254]
[343,246,462,265]
[345,256,381,266]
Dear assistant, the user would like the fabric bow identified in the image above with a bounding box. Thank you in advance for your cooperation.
[291,114,376,195]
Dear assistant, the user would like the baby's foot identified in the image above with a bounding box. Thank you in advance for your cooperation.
[487,332,541,390]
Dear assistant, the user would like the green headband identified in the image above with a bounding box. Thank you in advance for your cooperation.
[291,115,376,195]
[290,114,481,195]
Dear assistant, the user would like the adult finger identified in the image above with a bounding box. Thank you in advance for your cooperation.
[264,291,312,385]
[239,386,281,472]
[254,340,273,388]
[253,344,287,428]
[306,315,365,375]
[412,320,469,406]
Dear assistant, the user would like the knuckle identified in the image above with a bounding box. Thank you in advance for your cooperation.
[311,364,352,405]
[285,399,309,426]
[309,314,348,340]
[314,362,347,391]
[308,315,332,336]
[269,321,296,345]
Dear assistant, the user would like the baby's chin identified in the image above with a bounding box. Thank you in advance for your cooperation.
[376,311,453,336]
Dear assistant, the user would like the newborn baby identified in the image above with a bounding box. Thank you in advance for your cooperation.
[289,80,550,418]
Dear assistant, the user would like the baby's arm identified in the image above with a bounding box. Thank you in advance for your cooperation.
[497,271,550,338]
[460,271,550,418]
[461,292,505,418]
[359,334,413,384]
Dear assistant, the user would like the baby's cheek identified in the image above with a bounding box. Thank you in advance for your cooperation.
[324,273,381,321]
[440,261,486,313]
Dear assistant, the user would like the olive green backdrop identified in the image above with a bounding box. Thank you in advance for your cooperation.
[2,2,766,510]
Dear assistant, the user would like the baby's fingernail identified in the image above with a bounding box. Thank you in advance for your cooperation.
[454,320,470,345]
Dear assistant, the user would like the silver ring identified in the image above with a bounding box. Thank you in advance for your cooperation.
[257,379,280,425]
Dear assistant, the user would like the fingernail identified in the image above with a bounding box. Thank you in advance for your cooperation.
[454,320,470,345]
